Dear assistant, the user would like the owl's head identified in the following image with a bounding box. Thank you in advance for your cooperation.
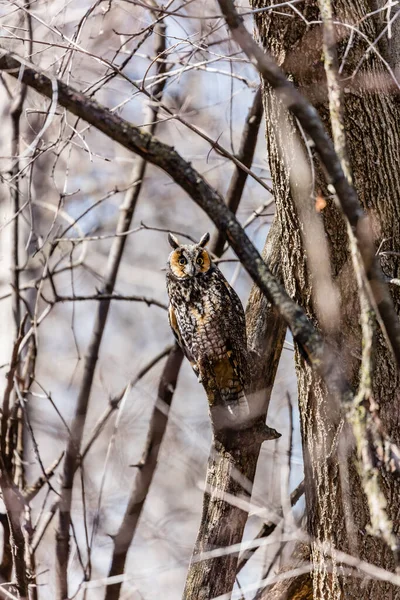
[167,232,212,279]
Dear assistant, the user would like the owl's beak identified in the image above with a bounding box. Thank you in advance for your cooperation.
[189,264,196,277]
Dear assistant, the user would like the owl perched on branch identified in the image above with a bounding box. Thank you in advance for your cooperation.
[166,232,250,421]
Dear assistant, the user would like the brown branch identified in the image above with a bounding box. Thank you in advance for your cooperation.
[0,580,20,600]
[42,292,168,310]
[215,0,400,373]
[0,316,29,597]
[9,35,29,341]
[23,453,64,504]
[0,513,12,584]
[210,85,264,256]
[1,323,25,462]
[104,344,183,600]
[3,8,30,587]
[0,468,28,598]
[31,499,59,554]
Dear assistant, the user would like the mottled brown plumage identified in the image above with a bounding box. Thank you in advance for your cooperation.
[166,232,249,419]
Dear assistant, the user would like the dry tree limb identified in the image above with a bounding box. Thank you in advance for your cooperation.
[104,344,183,600]
[24,453,64,504]
[0,513,12,584]
[42,292,168,310]
[2,8,30,591]
[8,0,31,341]
[0,321,28,598]
[1,323,25,462]
[0,583,20,600]
[0,468,28,598]
[9,81,24,342]
[6,8,38,596]
[210,85,265,256]
[8,0,33,498]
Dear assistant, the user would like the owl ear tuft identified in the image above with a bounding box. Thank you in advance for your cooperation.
[198,232,210,248]
[168,233,180,249]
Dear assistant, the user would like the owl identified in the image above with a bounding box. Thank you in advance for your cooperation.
[166,232,249,420]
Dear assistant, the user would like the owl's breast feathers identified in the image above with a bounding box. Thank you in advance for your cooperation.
[167,268,249,419]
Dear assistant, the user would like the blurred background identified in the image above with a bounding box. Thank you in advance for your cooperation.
[0,1,302,598]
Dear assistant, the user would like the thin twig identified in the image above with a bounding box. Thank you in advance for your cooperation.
[24,453,64,503]
[236,480,305,574]
[42,292,168,310]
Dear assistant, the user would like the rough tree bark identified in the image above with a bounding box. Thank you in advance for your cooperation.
[253,1,400,598]
[183,218,286,599]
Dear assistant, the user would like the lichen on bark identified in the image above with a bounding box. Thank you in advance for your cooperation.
[252,1,400,598]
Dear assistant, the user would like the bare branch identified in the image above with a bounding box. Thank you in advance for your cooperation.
[42,292,168,310]
[24,453,64,504]
[1,321,25,463]
[237,479,305,574]
[105,344,183,600]
[0,467,28,597]
[210,85,265,256]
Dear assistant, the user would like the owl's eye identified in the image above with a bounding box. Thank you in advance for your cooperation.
[196,256,204,266]
[179,257,187,265]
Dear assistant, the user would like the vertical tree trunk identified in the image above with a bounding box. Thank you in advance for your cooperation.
[253,1,400,597]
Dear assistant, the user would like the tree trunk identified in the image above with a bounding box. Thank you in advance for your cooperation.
[183,218,286,599]
[253,1,400,598]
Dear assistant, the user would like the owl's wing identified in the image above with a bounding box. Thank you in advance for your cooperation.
[168,303,183,347]
[168,304,200,379]
[224,342,250,420]
[212,270,250,419]
[220,278,249,379]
